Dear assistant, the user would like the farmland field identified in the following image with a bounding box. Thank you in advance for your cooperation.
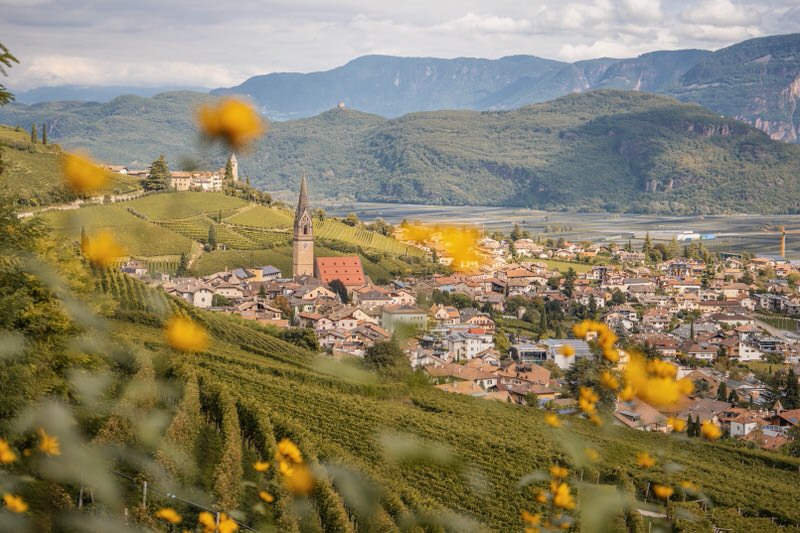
[126,191,247,219]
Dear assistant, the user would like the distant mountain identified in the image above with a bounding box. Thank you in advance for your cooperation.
[4,89,799,214]
[12,84,210,104]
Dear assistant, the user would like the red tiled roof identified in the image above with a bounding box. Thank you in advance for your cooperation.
[314,256,366,287]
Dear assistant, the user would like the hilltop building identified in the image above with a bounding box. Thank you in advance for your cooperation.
[229,153,239,182]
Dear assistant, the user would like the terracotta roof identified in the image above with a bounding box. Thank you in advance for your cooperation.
[314,256,366,287]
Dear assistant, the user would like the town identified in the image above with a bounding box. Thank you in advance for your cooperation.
[120,177,800,455]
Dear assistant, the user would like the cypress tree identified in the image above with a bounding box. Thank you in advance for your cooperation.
[41,122,47,144]
[30,123,37,144]
[538,305,548,335]
[717,382,728,401]
[176,253,188,277]
[208,224,217,250]
[224,157,233,180]
[785,368,800,410]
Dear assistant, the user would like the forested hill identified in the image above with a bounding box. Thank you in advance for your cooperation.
[3,90,800,214]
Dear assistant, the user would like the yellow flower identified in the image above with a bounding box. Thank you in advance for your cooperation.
[549,465,569,479]
[700,420,722,440]
[598,329,618,350]
[652,484,674,500]
[0,439,17,464]
[164,316,209,353]
[589,413,603,426]
[667,417,687,432]
[572,321,589,338]
[552,482,576,510]
[2,493,27,513]
[198,511,216,531]
[258,490,274,503]
[155,508,182,524]
[585,447,600,462]
[81,231,126,267]
[534,490,548,503]
[578,397,597,415]
[63,151,108,193]
[283,463,314,495]
[253,460,270,472]
[579,387,598,404]
[624,354,693,408]
[602,347,620,363]
[636,452,656,469]
[521,510,542,525]
[544,413,561,428]
[618,384,635,402]
[197,98,265,151]
[37,427,60,456]
[218,513,239,533]
[275,438,303,464]
[679,480,697,491]
[559,344,575,357]
[599,371,619,390]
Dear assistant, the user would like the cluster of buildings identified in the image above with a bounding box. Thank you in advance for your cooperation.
[120,177,800,452]
[105,154,239,192]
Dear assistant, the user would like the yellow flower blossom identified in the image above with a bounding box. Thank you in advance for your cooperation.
[218,513,239,533]
[585,447,600,462]
[534,490,548,503]
[624,354,693,408]
[275,438,303,464]
[253,460,270,472]
[81,231,126,267]
[680,480,698,491]
[619,384,635,402]
[63,151,108,193]
[589,413,603,426]
[572,321,589,338]
[652,484,674,500]
[559,344,575,357]
[0,439,17,464]
[155,508,182,524]
[37,427,60,456]
[282,463,314,495]
[164,316,209,353]
[258,490,274,503]
[544,413,561,428]
[602,347,620,363]
[2,493,27,513]
[700,420,722,440]
[667,417,687,432]
[521,510,541,524]
[198,511,216,532]
[599,371,619,390]
[636,452,656,469]
[197,98,265,151]
[552,482,576,510]
[579,387,598,404]
[549,465,568,479]
[578,397,597,415]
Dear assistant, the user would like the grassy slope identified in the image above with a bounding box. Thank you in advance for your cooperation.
[42,192,424,278]
[0,125,139,207]
[107,299,800,533]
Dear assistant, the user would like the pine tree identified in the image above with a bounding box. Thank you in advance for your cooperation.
[641,232,653,260]
[145,154,171,191]
[510,223,522,241]
[667,236,681,259]
[208,224,217,250]
[176,253,188,277]
[562,268,576,297]
[30,123,37,144]
[41,122,47,145]
[224,157,233,180]
[785,368,800,410]
[538,305,548,335]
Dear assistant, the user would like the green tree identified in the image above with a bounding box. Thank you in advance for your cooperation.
[364,340,411,378]
[717,381,728,401]
[667,237,681,259]
[212,294,229,307]
[176,252,188,277]
[641,232,653,260]
[562,268,576,297]
[41,122,47,145]
[224,157,234,180]
[785,368,800,410]
[510,223,522,241]
[785,426,800,457]
[313,208,326,221]
[563,358,615,414]
[207,224,217,250]
[30,123,37,144]
[611,289,625,305]
[329,279,349,303]
[145,154,171,191]
[494,330,511,356]
[344,212,360,226]
[0,43,19,106]
[538,304,548,334]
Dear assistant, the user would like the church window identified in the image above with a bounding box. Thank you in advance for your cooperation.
[303,224,308,235]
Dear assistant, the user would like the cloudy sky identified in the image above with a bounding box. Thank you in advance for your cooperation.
[2,0,799,90]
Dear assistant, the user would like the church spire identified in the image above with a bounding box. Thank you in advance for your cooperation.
[297,175,309,214]
[292,176,314,277]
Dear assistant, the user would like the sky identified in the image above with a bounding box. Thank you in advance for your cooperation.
[2,0,800,90]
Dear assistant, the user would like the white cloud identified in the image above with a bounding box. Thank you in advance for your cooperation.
[619,0,662,22]
[434,13,532,34]
[681,0,760,27]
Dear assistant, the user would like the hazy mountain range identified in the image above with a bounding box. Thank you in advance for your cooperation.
[11,33,800,143]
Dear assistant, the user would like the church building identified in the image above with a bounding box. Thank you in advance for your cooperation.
[291,177,366,288]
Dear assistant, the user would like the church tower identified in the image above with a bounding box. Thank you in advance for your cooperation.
[229,153,239,182]
[292,176,314,277]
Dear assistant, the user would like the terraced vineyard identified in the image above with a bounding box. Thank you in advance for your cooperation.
[99,271,800,532]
